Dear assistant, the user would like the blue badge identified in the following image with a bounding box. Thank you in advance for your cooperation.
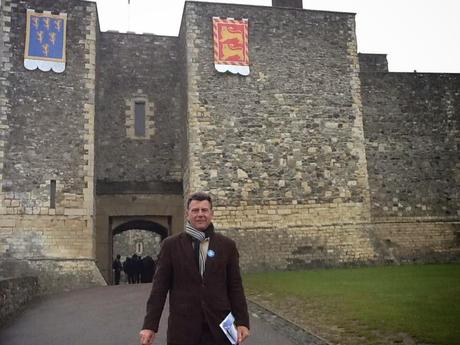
[207,249,216,258]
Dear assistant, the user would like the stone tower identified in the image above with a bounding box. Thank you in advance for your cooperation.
[182,2,375,269]
[1,0,459,293]
[0,0,104,293]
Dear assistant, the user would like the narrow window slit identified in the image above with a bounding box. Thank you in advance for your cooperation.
[50,180,56,209]
[134,101,146,137]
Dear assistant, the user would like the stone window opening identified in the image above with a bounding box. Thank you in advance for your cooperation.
[134,101,146,137]
[125,92,155,139]
[50,179,56,209]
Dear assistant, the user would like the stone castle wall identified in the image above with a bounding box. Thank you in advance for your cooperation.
[359,62,460,263]
[183,2,377,269]
[184,3,370,208]
[94,31,185,281]
[0,0,105,293]
[96,32,183,188]
[1,0,459,291]
[361,70,460,219]
[0,276,39,325]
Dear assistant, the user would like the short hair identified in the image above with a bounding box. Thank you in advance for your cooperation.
[186,192,213,210]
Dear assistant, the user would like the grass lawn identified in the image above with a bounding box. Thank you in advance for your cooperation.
[243,264,460,345]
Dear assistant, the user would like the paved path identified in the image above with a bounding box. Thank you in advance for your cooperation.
[0,283,323,345]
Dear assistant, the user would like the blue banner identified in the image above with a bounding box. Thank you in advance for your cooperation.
[25,11,66,63]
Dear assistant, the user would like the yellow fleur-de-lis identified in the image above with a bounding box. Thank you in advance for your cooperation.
[36,31,44,43]
[42,17,50,30]
[49,32,56,45]
[42,43,49,56]
[31,17,40,29]
[54,19,62,32]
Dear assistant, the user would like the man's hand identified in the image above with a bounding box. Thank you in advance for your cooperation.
[237,325,250,343]
[139,329,155,345]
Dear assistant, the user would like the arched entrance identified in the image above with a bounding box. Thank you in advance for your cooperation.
[112,220,168,258]
[111,220,168,284]
[95,193,184,283]
[113,219,168,238]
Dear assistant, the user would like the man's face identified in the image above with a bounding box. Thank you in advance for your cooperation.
[187,199,213,231]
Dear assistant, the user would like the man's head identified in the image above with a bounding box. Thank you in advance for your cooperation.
[186,192,213,231]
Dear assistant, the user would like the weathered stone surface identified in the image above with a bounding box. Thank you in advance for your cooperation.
[183,2,370,208]
[272,0,303,9]
[3,0,91,195]
[0,258,106,295]
[0,276,39,325]
[113,230,162,261]
[0,0,459,294]
[359,53,388,73]
[361,68,460,219]
[96,32,183,184]
[0,0,104,293]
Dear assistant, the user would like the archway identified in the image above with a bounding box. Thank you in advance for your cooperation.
[113,219,168,239]
[95,193,184,283]
[111,219,168,284]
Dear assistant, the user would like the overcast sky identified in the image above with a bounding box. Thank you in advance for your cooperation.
[94,0,460,73]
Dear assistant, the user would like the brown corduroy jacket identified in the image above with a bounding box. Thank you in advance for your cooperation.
[142,227,250,344]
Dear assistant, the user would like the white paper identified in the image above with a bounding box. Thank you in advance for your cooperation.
[219,312,238,345]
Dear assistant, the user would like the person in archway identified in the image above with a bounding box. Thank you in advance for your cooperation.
[132,254,142,283]
[139,192,250,345]
[140,255,156,283]
[112,254,122,285]
[123,256,135,284]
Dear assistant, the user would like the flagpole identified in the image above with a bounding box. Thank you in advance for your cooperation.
[127,0,131,32]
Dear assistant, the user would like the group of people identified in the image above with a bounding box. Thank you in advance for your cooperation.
[112,253,156,285]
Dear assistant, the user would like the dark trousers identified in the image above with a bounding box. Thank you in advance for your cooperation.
[114,270,121,285]
[168,322,230,345]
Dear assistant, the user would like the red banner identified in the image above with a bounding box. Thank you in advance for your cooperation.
[213,17,249,75]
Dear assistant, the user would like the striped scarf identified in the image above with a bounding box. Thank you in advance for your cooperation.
[185,222,212,276]
[185,222,207,242]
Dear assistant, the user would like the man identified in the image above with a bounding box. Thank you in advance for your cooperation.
[139,192,250,345]
[112,254,122,285]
